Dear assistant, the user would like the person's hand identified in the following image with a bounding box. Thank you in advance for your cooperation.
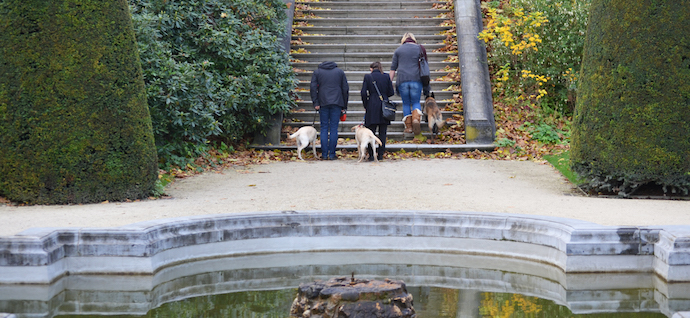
[315,106,320,111]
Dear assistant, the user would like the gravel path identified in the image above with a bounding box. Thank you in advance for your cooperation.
[1,159,688,237]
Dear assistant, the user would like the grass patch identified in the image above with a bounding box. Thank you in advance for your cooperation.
[543,151,584,185]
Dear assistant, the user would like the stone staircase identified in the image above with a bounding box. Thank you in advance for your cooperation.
[288,0,462,143]
[253,0,496,153]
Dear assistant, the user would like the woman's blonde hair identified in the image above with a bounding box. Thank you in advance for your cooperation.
[400,32,417,44]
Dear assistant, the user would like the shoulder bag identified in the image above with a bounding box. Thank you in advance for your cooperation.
[373,81,397,121]
[418,45,430,86]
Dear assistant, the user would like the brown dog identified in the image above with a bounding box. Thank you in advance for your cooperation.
[424,92,444,141]
[351,124,382,163]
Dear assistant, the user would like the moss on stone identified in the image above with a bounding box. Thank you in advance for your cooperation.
[571,0,690,195]
[0,0,158,204]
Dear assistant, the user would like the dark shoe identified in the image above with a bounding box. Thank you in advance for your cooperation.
[367,157,375,162]
[329,156,337,160]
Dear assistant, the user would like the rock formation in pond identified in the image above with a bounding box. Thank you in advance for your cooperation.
[290,276,415,318]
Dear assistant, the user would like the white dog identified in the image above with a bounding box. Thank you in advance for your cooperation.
[351,124,382,163]
[287,126,318,160]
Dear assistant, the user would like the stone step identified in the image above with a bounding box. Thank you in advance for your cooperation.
[296,80,461,92]
[293,34,447,44]
[298,9,445,19]
[296,25,450,36]
[298,0,440,2]
[293,90,459,102]
[292,61,455,72]
[286,110,461,123]
[292,102,461,113]
[286,117,458,127]
[298,0,443,2]
[292,96,460,108]
[252,143,491,154]
[294,92,460,104]
[281,125,462,141]
[292,43,446,53]
[294,70,454,81]
[297,4,441,10]
[283,130,453,141]
[295,17,448,27]
[296,1,446,9]
[291,52,456,63]
[284,124,461,137]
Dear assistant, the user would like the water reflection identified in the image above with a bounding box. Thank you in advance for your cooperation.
[51,289,666,318]
[1,251,687,317]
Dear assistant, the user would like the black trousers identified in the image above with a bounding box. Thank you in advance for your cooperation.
[366,123,387,159]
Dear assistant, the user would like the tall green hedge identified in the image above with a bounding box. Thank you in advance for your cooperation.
[129,0,297,166]
[0,0,159,204]
[571,0,690,196]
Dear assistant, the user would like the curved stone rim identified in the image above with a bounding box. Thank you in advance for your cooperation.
[1,251,689,317]
[1,210,689,285]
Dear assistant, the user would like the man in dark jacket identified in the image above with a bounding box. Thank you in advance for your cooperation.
[310,61,349,160]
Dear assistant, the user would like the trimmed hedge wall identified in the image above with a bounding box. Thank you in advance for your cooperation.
[129,0,296,165]
[0,0,159,204]
[571,0,690,196]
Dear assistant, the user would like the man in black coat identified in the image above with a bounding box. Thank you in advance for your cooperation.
[311,61,349,160]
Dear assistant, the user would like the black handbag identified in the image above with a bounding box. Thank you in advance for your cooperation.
[373,81,397,121]
[418,45,431,86]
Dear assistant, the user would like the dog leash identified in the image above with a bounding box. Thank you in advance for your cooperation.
[312,108,318,126]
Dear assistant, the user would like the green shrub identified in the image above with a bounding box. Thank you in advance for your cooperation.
[571,0,690,196]
[0,0,158,204]
[129,0,297,166]
[496,138,516,148]
[480,0,591,115]
[529,123,564,144]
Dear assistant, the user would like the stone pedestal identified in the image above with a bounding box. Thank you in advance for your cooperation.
[252,111,283,146]
[290,277,415,318]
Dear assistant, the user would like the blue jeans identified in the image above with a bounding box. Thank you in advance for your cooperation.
[398,81,423,117]
[319,105,341,159]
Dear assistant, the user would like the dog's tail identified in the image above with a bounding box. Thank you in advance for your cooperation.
[287,131,297,139]
[375,136,383,146]
[431,113,444,134]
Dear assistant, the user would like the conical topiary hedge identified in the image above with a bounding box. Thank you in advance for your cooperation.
[0,0,158,204]
[571,0,690,196]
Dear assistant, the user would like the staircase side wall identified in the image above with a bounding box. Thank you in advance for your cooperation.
[455,0,495,144]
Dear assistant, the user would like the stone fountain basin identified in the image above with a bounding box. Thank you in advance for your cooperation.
[1,210,689,284]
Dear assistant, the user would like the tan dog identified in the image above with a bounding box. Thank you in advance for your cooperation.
[424,92,444,142]
[351,124,382,163]
[287,126,318,160]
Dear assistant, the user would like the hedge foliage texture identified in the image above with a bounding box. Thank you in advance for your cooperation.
[129,0,296,165]
[571,0,690,195]
[0,0,159,204]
